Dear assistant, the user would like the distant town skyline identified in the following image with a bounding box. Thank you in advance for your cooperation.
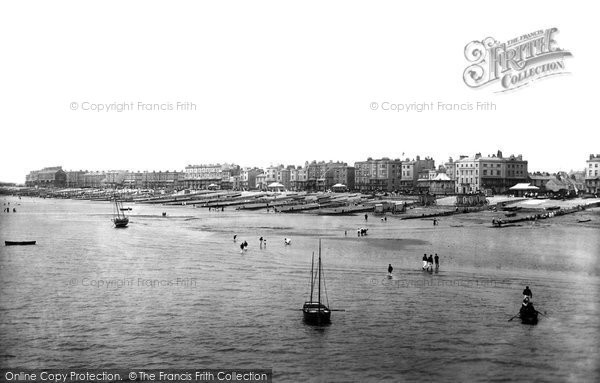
[1,150,595,185]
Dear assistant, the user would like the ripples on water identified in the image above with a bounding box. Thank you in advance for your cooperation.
[0,197,599,381]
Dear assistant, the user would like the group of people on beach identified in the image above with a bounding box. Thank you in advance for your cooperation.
[421,253,439,271]
[386,254,441,276]
[3,202,16,213]
[233,235,293,252]
[356,228,368,236]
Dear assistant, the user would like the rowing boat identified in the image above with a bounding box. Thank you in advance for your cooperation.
[519,304,539,325]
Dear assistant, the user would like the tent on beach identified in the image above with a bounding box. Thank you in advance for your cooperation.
[509,183,539,197]
[332,183,347,192]
[267,182,285,192]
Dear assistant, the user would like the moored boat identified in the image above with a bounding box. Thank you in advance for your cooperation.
[112,196,129,228]
[302,240,331,325]
[5,241,36,246]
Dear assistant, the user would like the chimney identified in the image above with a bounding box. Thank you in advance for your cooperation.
[497,150,503,158]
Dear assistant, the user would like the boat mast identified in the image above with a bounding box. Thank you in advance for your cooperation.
[318,239,321,312]
[309,251,315,303]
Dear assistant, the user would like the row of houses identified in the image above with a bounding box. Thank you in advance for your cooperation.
[26,168,184,190]
[24,152,600,195]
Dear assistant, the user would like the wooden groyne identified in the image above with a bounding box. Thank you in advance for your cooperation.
[491,204,594,227]
[401,207,484,220]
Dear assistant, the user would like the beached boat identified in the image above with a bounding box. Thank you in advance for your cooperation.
[577,218,591,223]
[303,240,331,325]
[505,212,517,217]
[5,241,36,246]
[112,197,129,228]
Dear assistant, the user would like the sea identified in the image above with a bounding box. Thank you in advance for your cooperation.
[0,196,599,382]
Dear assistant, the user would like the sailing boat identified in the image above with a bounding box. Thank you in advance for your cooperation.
[112,196,129,228]
[303,239,331,325]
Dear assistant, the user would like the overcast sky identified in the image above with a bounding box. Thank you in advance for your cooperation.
[1,1,598,183]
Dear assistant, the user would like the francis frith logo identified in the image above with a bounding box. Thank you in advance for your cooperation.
[463,28,572,92]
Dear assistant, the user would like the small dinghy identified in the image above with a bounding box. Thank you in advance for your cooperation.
[516,297,539,325]
[519,307,539,325]
[5,241,36,246]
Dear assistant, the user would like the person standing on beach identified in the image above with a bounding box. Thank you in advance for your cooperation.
[422,254,428,270]
[233,235,237,242]
[365,213,368,221]
[388,264,393,274]
[434,254,439,269]
[427,254,434,271]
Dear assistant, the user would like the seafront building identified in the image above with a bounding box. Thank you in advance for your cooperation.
[400,156,436,191]
[454,151,528,194]
[303,161,349,191]
[585,154,600,194]
[354,157,403,193]
[183,163,238,190]
[289,166,308,190]
[65,170,86,188]
[443,158,456,180]
[240,167,263,190]
[26,166,66,188]
[24,150,596,196]
[528,172,554,192]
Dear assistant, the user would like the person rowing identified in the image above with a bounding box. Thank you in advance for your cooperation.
[520,297,536,315]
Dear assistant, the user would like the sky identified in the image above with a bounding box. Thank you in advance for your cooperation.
[1,1,598,183]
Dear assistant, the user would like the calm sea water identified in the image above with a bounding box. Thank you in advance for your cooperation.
[1,197,599,382]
